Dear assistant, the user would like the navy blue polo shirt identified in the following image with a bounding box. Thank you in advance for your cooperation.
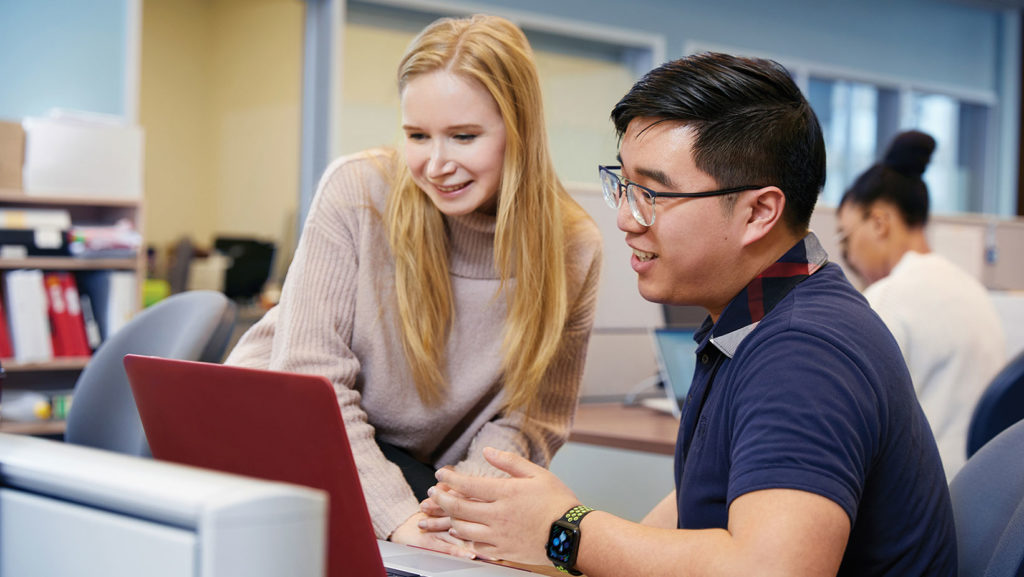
[675,233,956,577]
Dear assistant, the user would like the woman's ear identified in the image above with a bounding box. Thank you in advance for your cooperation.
[867,203,895,240]
[740,186,786,247]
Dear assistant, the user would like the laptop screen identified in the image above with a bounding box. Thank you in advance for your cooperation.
[652,327,699,415]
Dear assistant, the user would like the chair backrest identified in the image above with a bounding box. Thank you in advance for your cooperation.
[64,290,237,456]
[967,349,1024,458]
[950,419,1024,577]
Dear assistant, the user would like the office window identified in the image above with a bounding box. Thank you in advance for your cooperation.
[907,92,992,214]
[809,78,889,207]
[806,75,992,215]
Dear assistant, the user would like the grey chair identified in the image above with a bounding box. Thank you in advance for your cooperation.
[967,349,1024,458]
[64,290,237,456]
[950,419,1024,577]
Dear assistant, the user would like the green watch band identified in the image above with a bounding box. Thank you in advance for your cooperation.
[546,505,595,576]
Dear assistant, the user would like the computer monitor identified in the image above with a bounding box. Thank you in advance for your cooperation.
[0,433,327,577]
[214,237,275,301]
[649,327,699,418]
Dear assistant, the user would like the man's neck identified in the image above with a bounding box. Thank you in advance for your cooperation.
[707,226,806,323]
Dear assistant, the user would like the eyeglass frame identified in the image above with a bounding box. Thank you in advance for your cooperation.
[599,164,770,226]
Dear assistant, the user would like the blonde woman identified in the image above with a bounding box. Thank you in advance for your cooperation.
[226,14,602,555]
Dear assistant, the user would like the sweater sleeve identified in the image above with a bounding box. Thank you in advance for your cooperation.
[225,153,421,539]
[455,223,603,475]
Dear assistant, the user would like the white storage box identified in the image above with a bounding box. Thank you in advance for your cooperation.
[22,115,144,198]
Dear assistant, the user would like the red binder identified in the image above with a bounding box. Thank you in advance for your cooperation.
[59,273,91,357]
[0,294,13,358]
[43,272,90,358]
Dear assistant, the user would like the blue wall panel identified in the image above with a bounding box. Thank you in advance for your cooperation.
[0,0,128,119]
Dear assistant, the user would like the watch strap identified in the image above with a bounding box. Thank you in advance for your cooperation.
[552,505,595,575]
[560,505,594,525]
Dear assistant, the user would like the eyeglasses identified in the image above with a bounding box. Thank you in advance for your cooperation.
[599,165,768,226]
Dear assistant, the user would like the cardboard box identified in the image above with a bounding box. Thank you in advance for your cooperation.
[0,120,25,190]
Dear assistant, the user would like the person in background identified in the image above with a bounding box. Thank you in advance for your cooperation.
[424,52,956,577]
[225,14,602,556]
[836,130,1006,479]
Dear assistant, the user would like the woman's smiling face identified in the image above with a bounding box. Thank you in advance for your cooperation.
[401,70,507,216]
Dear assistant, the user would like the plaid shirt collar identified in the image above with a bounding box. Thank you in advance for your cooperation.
[700,232,829,358]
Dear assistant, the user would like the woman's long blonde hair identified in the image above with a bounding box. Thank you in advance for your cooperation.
[386,14,575,413]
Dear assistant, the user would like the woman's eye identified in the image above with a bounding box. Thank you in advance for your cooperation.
[406,132,427,141]
[454,134,478,142]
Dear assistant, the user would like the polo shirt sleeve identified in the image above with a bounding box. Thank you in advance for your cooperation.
[725,329,880,522]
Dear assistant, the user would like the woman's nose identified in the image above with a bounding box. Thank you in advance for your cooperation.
[427,145,455,179]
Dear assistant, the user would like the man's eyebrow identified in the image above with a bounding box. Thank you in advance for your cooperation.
[632,166,677,190]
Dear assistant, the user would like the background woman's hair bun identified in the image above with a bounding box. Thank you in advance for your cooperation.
[882,130,936,178]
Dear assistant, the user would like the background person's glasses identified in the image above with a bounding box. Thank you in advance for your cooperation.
[598,165,768,226]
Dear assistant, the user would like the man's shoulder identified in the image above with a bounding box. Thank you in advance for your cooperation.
[745,264,900,366]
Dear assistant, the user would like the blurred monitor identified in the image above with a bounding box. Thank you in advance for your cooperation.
[214,237,275,301]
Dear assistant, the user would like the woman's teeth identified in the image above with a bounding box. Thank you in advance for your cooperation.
[436,182,468,193]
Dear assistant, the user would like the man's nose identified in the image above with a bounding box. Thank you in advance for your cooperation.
[617,193,645,233]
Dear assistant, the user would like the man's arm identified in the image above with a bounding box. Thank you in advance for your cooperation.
[641,490,677,528]
[429,448,849,577]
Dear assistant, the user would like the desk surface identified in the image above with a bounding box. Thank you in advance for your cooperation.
[569,402,679,456]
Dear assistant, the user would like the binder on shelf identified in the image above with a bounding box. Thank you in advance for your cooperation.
[3,269,54,363]
[79,293,102,351]
[0,292,13,358]
[77,270,136,343]
[43,272,90,357]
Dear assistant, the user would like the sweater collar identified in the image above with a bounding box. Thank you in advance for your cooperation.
[445,211,499,280]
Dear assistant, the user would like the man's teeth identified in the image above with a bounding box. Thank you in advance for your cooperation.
[633,248,656,262]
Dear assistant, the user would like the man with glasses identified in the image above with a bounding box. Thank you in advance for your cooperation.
[425,52,956,577]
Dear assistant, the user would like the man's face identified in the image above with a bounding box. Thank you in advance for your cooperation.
[616,118,747,315]
[836,202,888,286]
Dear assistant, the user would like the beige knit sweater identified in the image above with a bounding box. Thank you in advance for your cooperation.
[226,149,603,538]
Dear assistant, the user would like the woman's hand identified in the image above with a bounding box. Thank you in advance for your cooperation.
[388,510,477,559]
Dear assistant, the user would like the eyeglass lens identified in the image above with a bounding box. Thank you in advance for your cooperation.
[599,168,655,226]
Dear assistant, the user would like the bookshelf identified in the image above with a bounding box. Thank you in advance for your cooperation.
[0,189,144,436]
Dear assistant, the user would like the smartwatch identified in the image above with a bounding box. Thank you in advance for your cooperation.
[546,504,595,575]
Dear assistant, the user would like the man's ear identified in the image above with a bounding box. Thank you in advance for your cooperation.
[740,186,786,247]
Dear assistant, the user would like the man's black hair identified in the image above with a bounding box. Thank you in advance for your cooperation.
[611,52,826,231]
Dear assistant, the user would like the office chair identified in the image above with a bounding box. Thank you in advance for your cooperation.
[966,349,1024,458]
[64,290,237,456]
[950,419,1024,577]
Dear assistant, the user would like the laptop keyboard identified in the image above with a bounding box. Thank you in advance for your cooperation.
[385,568,424,577]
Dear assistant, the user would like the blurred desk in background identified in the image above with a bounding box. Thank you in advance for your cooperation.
[570,402,678,456]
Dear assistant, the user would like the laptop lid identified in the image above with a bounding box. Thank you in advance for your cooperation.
[650,327,699,418]
[123,354,527,577]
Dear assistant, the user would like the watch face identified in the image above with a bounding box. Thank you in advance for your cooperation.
[547,520,578,564]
